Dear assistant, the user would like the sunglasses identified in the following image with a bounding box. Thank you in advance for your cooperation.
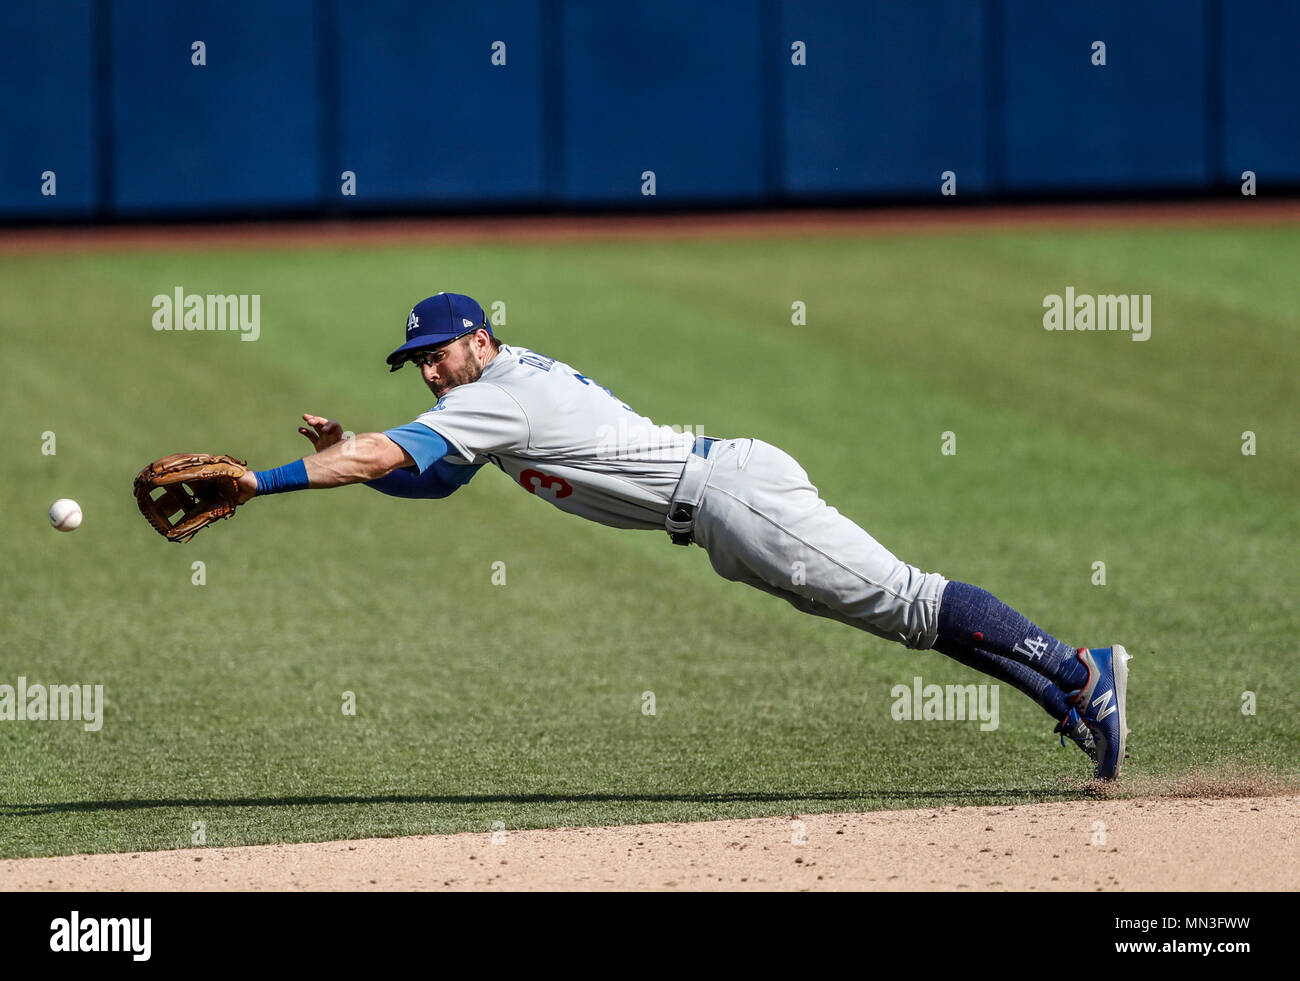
[404,326,482,368]
[406,348,450,369]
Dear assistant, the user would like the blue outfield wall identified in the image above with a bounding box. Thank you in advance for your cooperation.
[559,1,765,205]
[1001,0,1211,191]
[0,1,97,218]
[780,1,991,196]
[1220,1,1300,183]
[110,0,323,214]
[336,1,546,207]
[0,0,1295,220]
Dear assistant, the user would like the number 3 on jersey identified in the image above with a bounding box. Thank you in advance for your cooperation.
[520,468,573,499]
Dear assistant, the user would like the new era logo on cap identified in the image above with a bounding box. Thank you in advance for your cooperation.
[462,318,474,328]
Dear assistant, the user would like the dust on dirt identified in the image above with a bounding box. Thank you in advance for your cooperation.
[4,786,1295,891]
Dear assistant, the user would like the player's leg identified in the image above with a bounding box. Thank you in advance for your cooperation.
[692,439,1104,765]
[933,581,1088,691]
[693,439,943,650]
[696,441,1077,674]
[696,502,1073,712]
[928,583,1127,774]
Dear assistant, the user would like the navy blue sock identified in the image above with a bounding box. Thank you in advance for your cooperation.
[932,639,1071,721]
[936,581,1089,692]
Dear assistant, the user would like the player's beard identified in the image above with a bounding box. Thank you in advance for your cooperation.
[429,340,484,397]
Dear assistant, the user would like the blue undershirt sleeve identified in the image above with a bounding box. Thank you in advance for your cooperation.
[382,423,450,474]
[365,466,457,499]
[368,423,483,499]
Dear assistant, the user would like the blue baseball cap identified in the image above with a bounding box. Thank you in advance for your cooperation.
[386,292,490,371]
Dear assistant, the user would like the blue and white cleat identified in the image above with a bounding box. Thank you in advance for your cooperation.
[1067,645,1131,780]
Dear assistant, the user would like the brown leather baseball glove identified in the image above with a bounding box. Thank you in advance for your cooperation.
[133,453,248,543]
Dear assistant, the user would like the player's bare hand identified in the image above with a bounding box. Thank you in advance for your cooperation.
[299,414,345,451]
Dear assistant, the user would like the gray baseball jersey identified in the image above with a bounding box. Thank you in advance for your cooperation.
[408,343,946,650]
[411,344,695,530]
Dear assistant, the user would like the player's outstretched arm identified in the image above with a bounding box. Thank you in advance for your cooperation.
[304,432,411,486]
[235,428,412,503]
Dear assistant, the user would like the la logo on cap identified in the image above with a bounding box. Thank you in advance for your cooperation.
[407,310,419,335]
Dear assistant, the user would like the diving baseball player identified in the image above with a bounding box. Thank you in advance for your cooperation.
[234,292,1131,780]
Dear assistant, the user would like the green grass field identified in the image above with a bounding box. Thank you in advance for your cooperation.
[1,223,1296,859]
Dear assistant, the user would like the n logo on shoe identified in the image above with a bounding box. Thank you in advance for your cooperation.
[1091,688,1117,721]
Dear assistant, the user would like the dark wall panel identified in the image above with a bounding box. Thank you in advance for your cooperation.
[111,0,322,214]
[0,1,96,217]
[1001,0,1210,191]
[336,1,545,207]
[559,0,764,204]
[780,1,990,197]
[1221,1,1300,183]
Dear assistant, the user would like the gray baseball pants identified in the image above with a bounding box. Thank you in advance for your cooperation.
[690,438,947,650]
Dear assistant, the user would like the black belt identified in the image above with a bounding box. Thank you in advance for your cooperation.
[667,436,718,545]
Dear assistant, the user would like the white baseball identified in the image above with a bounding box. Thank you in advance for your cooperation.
[49,498,83,532]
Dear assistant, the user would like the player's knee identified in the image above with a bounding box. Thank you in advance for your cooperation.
[899,571,947,650]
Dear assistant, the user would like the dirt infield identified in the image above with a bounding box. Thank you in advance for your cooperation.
[3,199,1299,255]
[4,787,1295,891]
